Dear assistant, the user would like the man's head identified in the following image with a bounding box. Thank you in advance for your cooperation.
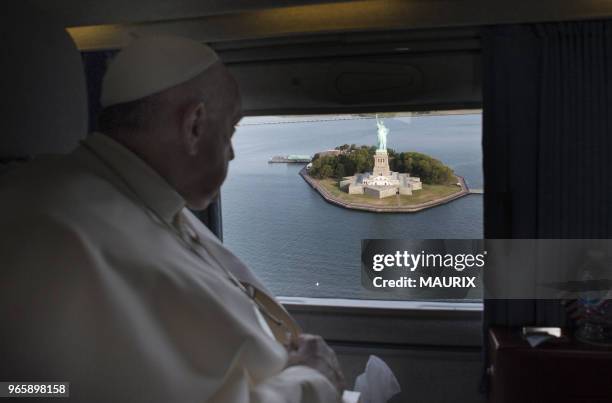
[98,35,242,210]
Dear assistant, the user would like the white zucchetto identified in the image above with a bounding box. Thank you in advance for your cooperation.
[101,35,219,108]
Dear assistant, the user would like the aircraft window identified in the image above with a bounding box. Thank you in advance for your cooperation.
[222,111,482,301]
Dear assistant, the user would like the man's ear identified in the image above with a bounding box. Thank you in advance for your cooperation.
[182,101,207,156]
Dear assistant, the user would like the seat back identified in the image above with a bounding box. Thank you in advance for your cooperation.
[0,6,87,169]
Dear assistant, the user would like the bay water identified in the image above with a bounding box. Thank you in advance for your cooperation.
[221,114,483,299]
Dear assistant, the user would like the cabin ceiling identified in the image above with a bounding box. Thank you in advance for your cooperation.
[19,0,612,50]
[16,0,612,115]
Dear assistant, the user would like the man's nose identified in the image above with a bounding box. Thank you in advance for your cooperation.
[228,144,235,161]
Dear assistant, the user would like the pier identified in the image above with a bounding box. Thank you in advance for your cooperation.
[269,155,312,163]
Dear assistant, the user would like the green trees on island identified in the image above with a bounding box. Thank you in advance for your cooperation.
[308,144,455,185]
[394,151,455,185]
[309,145,373,180]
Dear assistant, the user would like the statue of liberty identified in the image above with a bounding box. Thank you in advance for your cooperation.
[375,114,388,151]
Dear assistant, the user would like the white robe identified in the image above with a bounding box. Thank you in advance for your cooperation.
[0,133,338,403]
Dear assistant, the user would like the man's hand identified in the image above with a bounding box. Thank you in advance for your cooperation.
[286,334,346,395]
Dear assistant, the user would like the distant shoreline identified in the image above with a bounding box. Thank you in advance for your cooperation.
[240,110,481,126]
[299,167,471,213]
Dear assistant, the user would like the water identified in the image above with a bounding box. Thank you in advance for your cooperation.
[221,114,483,299]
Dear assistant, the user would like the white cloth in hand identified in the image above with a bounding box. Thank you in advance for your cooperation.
[354,355,400,403]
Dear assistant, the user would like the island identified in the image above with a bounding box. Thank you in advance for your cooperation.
[300,115,470,213]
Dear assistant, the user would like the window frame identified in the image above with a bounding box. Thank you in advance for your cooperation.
[212,109,484,346]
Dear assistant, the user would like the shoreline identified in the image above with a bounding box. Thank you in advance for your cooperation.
[239,110,481,126]
[299,167,471,213]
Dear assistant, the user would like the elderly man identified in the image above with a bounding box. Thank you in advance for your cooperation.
[0,35,344,402]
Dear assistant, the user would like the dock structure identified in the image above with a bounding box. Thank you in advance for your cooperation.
[469,188,484,194]
[269,154,312,163]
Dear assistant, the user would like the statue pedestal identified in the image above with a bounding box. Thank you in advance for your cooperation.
[372,149,391,177]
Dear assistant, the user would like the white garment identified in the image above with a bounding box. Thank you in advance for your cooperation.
[0,133,338,403]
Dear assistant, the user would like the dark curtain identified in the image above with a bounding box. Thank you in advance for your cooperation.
[481,20,612,389]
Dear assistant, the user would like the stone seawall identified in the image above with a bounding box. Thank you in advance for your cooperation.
[299,168,471,213]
